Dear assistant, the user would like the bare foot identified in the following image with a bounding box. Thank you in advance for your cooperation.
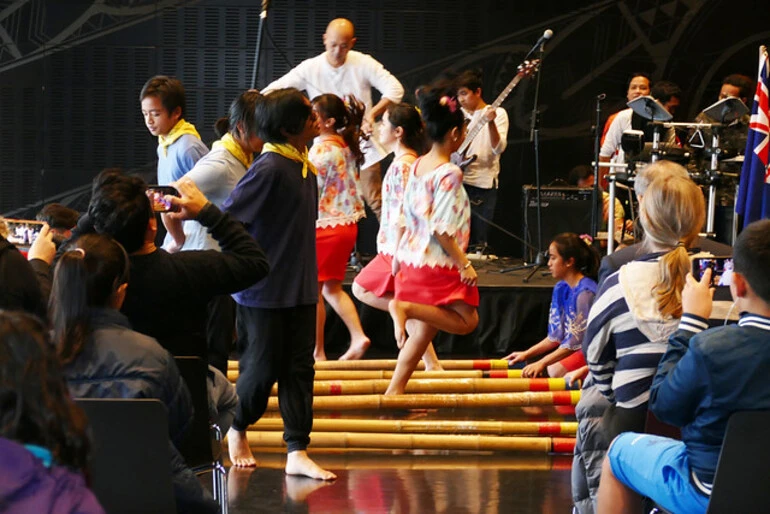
[339,338,371,360]
[424,360,444,372]
[285,450,336,480]
[284,475,334,503]
[388,300,408,348]
[227,427,256,467]
[314,350,327,362]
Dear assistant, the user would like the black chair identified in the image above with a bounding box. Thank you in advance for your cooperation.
[174,355,228,514]
[706,410,770,513]
[77,398,176,514]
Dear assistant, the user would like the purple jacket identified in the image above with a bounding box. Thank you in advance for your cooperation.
[0,437,104,514]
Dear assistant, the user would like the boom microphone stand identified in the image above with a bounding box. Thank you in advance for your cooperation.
[250,0,271,88]
[591,93,606,238]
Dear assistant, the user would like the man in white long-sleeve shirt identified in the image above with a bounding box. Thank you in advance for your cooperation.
[263,18,404,220]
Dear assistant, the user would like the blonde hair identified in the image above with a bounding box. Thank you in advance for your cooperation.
[640,175,705,318]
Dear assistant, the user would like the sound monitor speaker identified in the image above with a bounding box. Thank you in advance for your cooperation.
[521,186,594,258]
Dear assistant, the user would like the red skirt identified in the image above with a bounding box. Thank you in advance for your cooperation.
[353,253,396,297]
[394,264,479,307]
[316,223,358,282]
[559,349,587,372]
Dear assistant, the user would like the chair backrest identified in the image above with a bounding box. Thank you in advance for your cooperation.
[77,398,176,514]
[174,355,215,466]
[706,410,770,513]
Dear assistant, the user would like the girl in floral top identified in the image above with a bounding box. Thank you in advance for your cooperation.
[385,84,480,395]
[309,94,369,361]
[504,233,599,380]
[351,103,441,369]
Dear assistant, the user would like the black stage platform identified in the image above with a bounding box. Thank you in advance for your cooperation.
[324,258,557,359]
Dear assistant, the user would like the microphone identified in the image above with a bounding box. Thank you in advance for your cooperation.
[596,93,607,101]
[526,29,554,58]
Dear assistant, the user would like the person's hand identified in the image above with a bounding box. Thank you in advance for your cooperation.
[522,361,545,378]
[460,264,477,286]
[166,177,209,221]
[503,351,527,365]
[564,366,589,388]
[483,106,497,123]
[27,224,56,264]
[361,116,374,138]
[682,269,714,320]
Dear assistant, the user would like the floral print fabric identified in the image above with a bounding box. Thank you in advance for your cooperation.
[547,276,597,351]
[377,158,412,256]
[309,140,365,228]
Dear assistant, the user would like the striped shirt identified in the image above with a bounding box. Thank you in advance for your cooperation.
[584,259,679,409]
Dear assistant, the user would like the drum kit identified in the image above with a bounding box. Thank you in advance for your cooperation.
[598,95,749,254]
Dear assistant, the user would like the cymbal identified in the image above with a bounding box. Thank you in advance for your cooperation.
[701,97,749,124]
[627,95,673,121]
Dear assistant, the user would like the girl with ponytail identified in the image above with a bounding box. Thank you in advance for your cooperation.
[351,102,440,367]
[384,83,479,395]
[309,93,369,361]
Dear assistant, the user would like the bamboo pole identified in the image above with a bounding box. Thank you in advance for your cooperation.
[265,391,581,411]
[249,417,577,436]
[245,431,575,453]
[227,369,528,382]
[227,359,516,371]
[265,378,578,396]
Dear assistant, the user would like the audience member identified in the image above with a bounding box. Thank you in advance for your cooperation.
[0,311,104,514]
[36,203,79,249]
[51,233,217,513]
[0,220,54,318]
[597,219,770,514]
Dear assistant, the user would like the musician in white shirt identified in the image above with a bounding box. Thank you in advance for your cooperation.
[456,69,510,249]
[263,18,404,221]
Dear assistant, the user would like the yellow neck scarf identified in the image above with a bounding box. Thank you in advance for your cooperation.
[261,142,317,178]
[157,119,201,157]
[213,132,253,169]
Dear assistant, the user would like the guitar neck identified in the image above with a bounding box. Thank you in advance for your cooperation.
[457,72,526,155]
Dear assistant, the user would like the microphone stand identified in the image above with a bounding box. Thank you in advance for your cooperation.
[250,0,271,89]
[591,94,605,238]
[522,38,548,283]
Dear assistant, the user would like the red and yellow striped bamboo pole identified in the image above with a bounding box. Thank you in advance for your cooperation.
[264,391,580,411]
[266,378,579,396]
[250,417,577,436]
[227,369,528,382]
[245,430,575,453]
[227,359,516,372]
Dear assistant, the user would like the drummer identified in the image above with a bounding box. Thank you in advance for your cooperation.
[692,74,754,160]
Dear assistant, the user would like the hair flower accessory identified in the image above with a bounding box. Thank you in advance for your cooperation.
[579,234,593,245]
[439,95,458,113]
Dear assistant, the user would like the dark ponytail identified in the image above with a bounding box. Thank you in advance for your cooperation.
[51,234,130,364]
[215,89,263,141]
[386,102,428,155]
[312,93,365,166]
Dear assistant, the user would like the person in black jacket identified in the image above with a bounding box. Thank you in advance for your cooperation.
[71,169,269,358]
[51,233,216,514]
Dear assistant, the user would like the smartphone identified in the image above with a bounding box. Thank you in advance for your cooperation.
[692,257,734,287]
[4,219,45,248]
[146,185,179,213]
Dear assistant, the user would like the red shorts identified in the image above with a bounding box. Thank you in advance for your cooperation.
[316,223,358,282]
[353,253,396,297]
[559,349,587,372]
[394,264,480,307]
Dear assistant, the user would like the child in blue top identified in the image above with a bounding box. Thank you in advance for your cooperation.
[597,219,770,514]
[505,233,599,378]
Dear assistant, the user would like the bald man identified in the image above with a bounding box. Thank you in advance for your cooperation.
[263,18,405,220]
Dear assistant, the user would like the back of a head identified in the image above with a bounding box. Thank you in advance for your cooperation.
[634,160,690,197]
[312,93,365,165]
[651,80,682,104]
[88,169,150,254]
[723,74,755,102]
[417,82,464,142]
[139,75,187,119]
[734,219,770,305]
[36,203,79,230]
[256,88,311,144]
[51,234,130,365]
[214,89,263,139]
[641,175,706,317]
[455,69,483,93]
[386,102,427,154]
[0,310,90,472]
[567,165,594,187]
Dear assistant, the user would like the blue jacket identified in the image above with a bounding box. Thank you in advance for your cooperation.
[650,312,770,485]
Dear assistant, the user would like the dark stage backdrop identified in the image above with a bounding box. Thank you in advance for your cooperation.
[1,0,767,256]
